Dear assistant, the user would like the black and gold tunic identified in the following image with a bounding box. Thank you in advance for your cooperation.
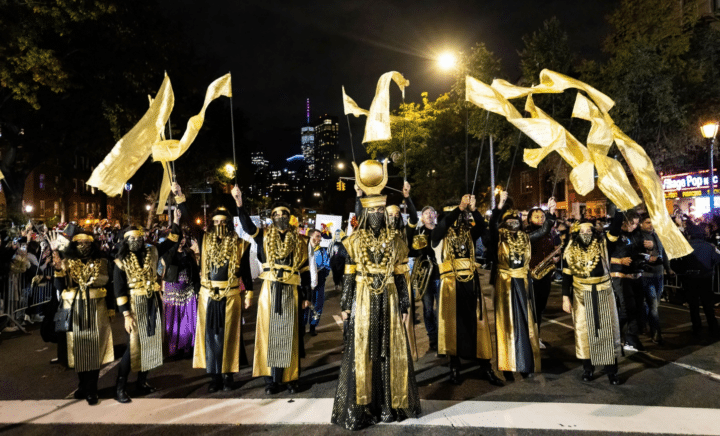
[331,228,421,431]
[114,246,164,373]
[489,209,552,373]
[562,212,623,365]
[237,208,311,384]
[193,230,251,374]
[431,207,492,360]
[55,257,115,373]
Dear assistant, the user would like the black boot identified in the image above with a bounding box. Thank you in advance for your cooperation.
[309,325,317,336]
[608,372,622,385]
[482,367,504,387]
[86,370,99,405]
[136,371,157,395]
[448,359,462,385]
[286,381,299,394]
[582,360,595,382]
[208,374,222,393]
[74,374,87,400]
[115,377,132,403]
[265,382,280,395]
[503,371,515,382]
[222,373,234,391]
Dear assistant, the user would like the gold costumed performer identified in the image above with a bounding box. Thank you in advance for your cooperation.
[113,213,182,403]
[562,211,624,385]
[490,191,555,378]
[235,189,311,395]
[431,194,503,386]
[174,184,253,392]
[331,160,421,431]
[52,227,115,405]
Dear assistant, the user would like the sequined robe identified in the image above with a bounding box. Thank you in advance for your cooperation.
[55,258,115,372]
[431,208,492,360]
[489,209,553,373]
[331,229,421,431]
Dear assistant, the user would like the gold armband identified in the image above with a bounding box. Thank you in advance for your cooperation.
[606,233,619,243]
[167,233,179,242]
[116,296,129,307]
[244,291,254,300]
[610,258,623,265]
[54,270,66,278]
[344,264,357,274]
[407,222,417,228]
[174,194,186,204]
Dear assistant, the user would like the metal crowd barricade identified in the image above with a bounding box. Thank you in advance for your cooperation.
[0,266,55,334]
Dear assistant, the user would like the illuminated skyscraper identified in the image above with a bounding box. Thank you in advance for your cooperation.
[301,98,315,178]
[314,114,339,182]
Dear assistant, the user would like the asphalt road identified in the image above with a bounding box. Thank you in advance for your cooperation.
[1,271,719,435]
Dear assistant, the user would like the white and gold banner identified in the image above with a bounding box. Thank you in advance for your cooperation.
[343,72,409,143]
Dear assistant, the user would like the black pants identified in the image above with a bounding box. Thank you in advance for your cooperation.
[532,274,553,333]
[582,359,617,375]
[682,276,718,334]
[78,369,99,395]
[613,277,643,345]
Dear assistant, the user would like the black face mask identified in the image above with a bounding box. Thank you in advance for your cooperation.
[77,243,92,258]
[388,215,401,230]
[367,212,385,231]
[578,232,593,247]
[504,220,520,231]
[273,216,290,231]
[128,240,143,252]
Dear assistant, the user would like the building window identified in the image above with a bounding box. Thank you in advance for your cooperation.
[55,176,59,184]
[54,202,59,216]
[73,178,78,193]
[73,202,78,218]
[39,174,45,189]
[80,179,85,193]
[39,200,45,217]
[521,171,533,193]
[80,202,85,217]
[86,203,90,215]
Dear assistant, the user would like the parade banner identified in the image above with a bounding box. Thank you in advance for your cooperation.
[343,71,409,143]
[153,74,233,214]
[88,74,174,196]
[466,69,691,259]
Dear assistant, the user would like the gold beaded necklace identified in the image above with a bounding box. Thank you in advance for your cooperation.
[265,225,299,264]
[122,250,155,293]
[499,228,529,264]
[444,226,474,282]
[206,232,239,275]
[567,239,601,277]
[357,228,396,294]
[66,258,101,292]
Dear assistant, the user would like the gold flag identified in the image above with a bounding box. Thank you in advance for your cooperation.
[342,86,369,118]
[152,73,233,213]
[466,70,691,259]
[361,72,409,143]
[87,74,174,197]
[0,169,4,183]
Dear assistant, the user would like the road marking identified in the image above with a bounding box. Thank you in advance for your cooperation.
[1,398,719,434]
[639,351,720,382]
[544,318,574,330]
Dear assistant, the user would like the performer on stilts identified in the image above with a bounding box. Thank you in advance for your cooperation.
[562,210,624,385]
[331,160,421,430]
[431,194,503,386]
[490,191,554,379]
[174,184,253,392]
[235,190,311,395]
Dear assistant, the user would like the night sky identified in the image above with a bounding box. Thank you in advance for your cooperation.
[160,0,620,166]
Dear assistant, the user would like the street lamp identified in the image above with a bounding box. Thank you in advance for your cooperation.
[702,122,719,212]
[24,205,33,214]
[438,52,457,71]
[224,163,236,179]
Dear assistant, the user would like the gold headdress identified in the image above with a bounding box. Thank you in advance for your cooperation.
[211,206,230,222]
[386,205,400,215]
[501,209,519,222]
[353,159,388,208]
[72,234,94,242]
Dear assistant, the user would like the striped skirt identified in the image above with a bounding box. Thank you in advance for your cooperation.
[571,280,621,365]
[66,297,114,373]
[130,293,164,372]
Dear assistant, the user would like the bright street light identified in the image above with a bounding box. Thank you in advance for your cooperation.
[24,205,33,213]
[145,204,152,211]
[224,163,236,178]
[438,52,457,71]
[337,162,345,170]
[701,122,719,212]
[701,122,719,139]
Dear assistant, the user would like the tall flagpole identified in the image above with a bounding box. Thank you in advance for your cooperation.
[489,135,496,209]
[229,72,238,186]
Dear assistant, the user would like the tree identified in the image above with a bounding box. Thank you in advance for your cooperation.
[0,0,189,222]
